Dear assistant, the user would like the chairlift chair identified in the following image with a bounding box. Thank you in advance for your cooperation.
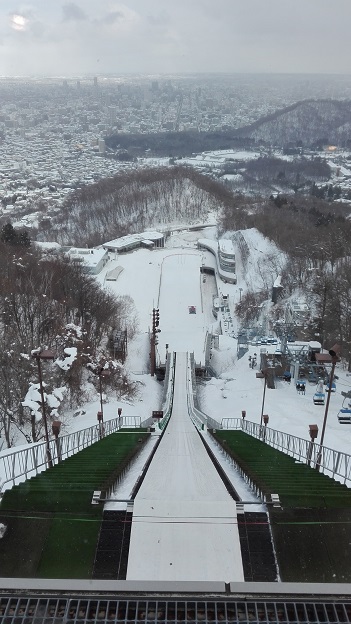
[296,379,306,394]
[337,408,351,424]
[313,391,325,405]
[337,396,351,423]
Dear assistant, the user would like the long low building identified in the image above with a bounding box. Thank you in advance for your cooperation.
[103,231,165,253]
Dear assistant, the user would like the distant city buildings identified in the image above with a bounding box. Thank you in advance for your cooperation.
[1,75,351,231]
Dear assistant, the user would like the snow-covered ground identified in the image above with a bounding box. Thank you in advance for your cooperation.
[99,225,351,459]
[157,253,207,365]
[1,225,351,491]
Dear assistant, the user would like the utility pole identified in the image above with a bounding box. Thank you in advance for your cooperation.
[31,349,55,469]
[316,344,340,471]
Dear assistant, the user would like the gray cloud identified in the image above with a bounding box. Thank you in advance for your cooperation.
[146,11,170,26]
[1,0,351,75]
[62,2,87,22]
[29,20,46,38]
[100,11,124,25]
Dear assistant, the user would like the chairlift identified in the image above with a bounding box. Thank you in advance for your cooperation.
[325,381,336,393]
[338,408,351,424]
[313,391,325,405]
[296,379,306,395]
[283,371,291,383]
[337,396,351,424]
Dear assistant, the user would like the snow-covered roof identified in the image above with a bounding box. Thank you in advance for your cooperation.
[273,275,282,288]
[34,241,61,251]
[67,247,107,268]
[103,231,164,251]
[218,239,235,255]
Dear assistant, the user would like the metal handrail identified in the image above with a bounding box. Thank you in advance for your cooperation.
[186,352,208,430]
[220,417,351,486]
[159,352,176,430]
[0,414,142,493]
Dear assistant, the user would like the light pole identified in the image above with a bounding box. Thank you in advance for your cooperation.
[150,308,160,377]
[239,288,243,302]
[96,366,110,438]
[31,349,55,469]
[52,420,62,463]
[260,370,268,427]
[316,344,340,471]
[307,424,318,466]
[263,414,269,440]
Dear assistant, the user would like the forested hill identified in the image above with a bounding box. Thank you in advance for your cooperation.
[230,99,351,148]
[44,167,244,247]
[105,99,351,156]
[105,130,254,158]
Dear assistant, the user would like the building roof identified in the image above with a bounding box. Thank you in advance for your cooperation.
[315,353,333,364]
[218,239,235,254]
[67,247,107,268]
[103,231,164,251]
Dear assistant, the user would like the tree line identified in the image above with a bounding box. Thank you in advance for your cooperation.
[32,162,351,365]
[36,166,238,247]
[220,192,351,363]
[105,130,255,158]
[0,241,136,448]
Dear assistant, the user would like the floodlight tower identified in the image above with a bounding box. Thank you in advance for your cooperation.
[150,308,160,377]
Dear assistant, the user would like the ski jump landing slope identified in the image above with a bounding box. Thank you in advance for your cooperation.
[126,352,244,582]
[157,253,207,367]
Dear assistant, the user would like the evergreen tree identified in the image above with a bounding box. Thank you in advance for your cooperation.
[18,231,31,247]
[0,223,31,247]
[1,223,17,244]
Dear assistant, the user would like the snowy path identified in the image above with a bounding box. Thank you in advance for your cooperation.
[126,352,244,582]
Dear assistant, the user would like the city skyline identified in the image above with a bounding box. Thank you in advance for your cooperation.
[1,0,351,77]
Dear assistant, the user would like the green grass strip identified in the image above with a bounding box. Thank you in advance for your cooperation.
[0,430,149,578]
[214,430,351,508]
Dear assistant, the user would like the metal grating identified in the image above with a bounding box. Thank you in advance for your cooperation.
[1,596,351,624]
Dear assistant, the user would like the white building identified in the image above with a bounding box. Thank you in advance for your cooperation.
[218,239,236,273]
[66,248,109,275]
[103,231,165,253]
[197,238,237,284]
[286,298,310,326]
[98,138,106,154]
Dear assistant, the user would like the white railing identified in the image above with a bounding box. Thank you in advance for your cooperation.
[0,414,144,493]
[186,352,208,430]
[120,416,142,428]
[219,417,351,486]
[159,352,176,430]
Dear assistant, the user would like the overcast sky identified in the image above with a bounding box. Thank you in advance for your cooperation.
[1,0,351,76]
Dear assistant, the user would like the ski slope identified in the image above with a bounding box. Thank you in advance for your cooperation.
[126,352,244,582]
[156,253,207,367]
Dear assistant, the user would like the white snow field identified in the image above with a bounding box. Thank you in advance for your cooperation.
[157,253,207,366]
[127,352,244,582]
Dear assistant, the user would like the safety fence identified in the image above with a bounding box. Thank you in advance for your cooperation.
[0,415,145,493]
[186,353,210,431]
[159,352,176,431]
[220,417,351,486]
